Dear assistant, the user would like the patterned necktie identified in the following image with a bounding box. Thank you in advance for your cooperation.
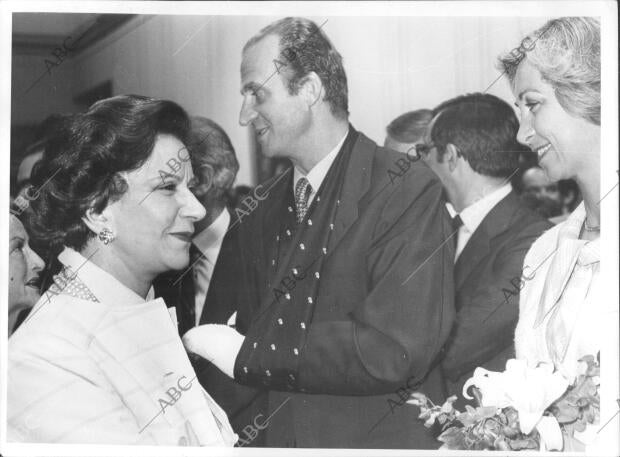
[294,177,312,224]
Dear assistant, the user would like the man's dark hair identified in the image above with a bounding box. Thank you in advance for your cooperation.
[188,116,239,202]
[430,93,520,178]
[27,95,190,252]
[244,17,349,119]
[386,109,433,143]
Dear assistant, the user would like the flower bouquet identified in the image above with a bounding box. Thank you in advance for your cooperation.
[408,354,600,451]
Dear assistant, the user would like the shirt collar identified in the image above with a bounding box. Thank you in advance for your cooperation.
[459,183,512,234]
[192,209,230,254]
[293,131,348,193]
[445,202,458,218]
[58,247,154,305]
[557,202,599,265]
[559,201,586,240]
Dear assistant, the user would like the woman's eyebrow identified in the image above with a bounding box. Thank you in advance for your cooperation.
[152,172,182,182]
[241,81,263,95]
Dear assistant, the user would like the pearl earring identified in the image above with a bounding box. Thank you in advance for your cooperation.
[98,228,116,245]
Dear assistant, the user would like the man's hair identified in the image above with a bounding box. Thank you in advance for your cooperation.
[386,109,433,143]
[430,93,520,179]
[243,17,349,119]
[498,17,600,125]
[188,117,239,202]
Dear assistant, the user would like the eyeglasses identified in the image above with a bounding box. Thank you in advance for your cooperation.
[414,142,436,157]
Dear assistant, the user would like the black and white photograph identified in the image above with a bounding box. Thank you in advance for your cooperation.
[1,1,618,456]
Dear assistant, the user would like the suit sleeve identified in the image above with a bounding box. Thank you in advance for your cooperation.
[441,219,551,382]
[234,170,455,395]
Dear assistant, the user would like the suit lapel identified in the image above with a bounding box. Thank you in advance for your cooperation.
[252,128,374,319]
[326,131,374,254]
[454,191,520,291]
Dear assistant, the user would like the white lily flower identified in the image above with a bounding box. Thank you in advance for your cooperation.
[463,358,569,447]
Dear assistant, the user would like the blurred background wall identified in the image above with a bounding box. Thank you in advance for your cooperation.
[11,14,549,188]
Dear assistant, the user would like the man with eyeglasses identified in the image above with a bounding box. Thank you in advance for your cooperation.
[418,93,552,405]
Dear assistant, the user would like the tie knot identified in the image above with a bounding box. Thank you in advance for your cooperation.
[452,214,464,232]
[295,177,311,199]
[294,177,312,224]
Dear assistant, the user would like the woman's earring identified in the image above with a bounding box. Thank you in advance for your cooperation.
[98,228,116,245]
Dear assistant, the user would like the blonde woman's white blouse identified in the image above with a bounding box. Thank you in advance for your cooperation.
[515,203,616,382]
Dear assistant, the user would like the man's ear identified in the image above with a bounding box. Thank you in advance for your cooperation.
[82,205,115,239]
[298,71,323,108]
[444,143,460,173]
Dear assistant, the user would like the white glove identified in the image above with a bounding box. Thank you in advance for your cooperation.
[182,324,245,379]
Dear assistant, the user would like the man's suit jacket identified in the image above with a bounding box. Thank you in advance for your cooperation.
[204,127,456,448]
[441,190,552,400]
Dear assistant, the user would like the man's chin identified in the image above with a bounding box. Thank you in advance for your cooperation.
[259,141,283,158]
[260,146,278,158]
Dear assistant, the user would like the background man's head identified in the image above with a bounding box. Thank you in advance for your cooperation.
[13,113,69,198]
[522,166,560,201]
[421,93,521,209]
[16,142,44,193]
[189,116,239,230]
[519,165,581,219]
[384,109,433,154]
[239,17,348,159]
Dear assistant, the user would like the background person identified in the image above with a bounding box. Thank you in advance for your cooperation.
[519,165,582,223]
[520,165,564,219]
[418,92,552,403]
[384,109,433,154]
[154,116,262,440]
[8,212,45,336]
[156,116,240,336]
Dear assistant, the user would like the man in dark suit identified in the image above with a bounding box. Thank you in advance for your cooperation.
[155,116,240,335]
[181,17,455,448]
[152,117,266,434]
[419,93,553,401]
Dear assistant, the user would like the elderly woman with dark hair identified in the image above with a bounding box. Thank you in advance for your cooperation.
[8,95,236,446]
[499,17,616,449]
[8,212,44,335]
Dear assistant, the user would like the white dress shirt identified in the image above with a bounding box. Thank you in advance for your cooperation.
[293,132,348,206]
[192,209,230,325]
[447,183,512,262]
